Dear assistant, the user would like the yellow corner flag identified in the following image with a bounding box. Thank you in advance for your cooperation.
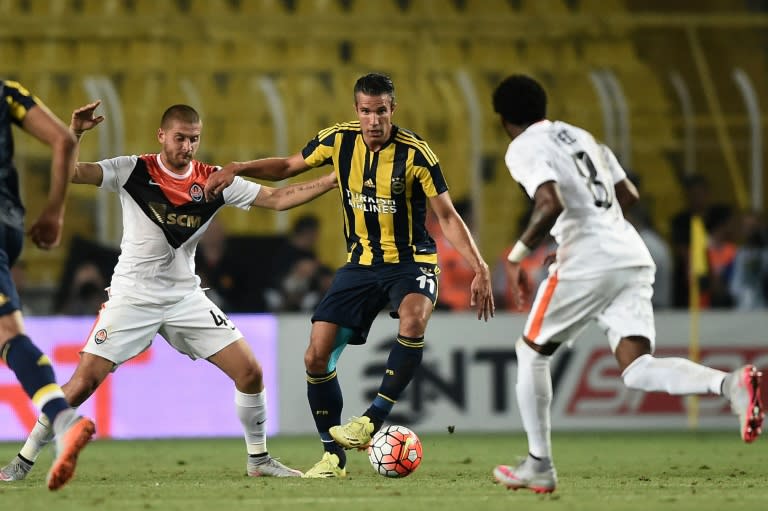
[688,215,709,428]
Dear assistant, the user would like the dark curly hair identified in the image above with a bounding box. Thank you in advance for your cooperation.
[492,74,547,126]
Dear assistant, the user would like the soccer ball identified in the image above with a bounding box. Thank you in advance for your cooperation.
[367,425,423,478]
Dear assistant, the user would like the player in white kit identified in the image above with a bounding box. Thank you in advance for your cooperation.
[0,101,337,481]
[489,75,764,494]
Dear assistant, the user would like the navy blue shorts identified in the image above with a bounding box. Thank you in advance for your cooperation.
[311,262,440,345]
[0,222,23,316]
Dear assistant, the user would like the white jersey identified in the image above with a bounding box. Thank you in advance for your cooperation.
[98,154,261,304]
[505,120,654,279]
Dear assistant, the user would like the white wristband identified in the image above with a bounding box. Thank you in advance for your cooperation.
[507,240,532,263]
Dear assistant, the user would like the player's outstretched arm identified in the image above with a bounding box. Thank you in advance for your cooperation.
[430,192,495,321]
[251,171,336,211]
[21,101,77,250]
[205,153,310,201]
[69,101,106,186]
[614,179,640,212]
[505,181,564,309]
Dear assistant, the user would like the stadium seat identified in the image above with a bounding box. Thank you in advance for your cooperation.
[348,40,411,77]
[418,73,471,199]
[22,38,77,75]
[184,0,238,16]
[343,0,401,16]
[239,0,293,15]
[467,39,523,72]
[129,0,179,15]
[23,0,75,15]
[581,39,638,70]
[0,38,23,76]
[78,39,128,76]
[81,0,128,15]
[519,0,568,15]
[294,0,344,16]
[283,39,344,73]
[461,0,517,15]
[575,0,627,13]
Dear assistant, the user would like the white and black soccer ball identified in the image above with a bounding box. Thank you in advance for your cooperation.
[367,425,423,477]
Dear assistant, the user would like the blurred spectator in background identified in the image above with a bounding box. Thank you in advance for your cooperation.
[669,174,712,307]
[729,211,768,309]
[55,261,107,316]
[704,204,738,308]
[431,198,476,311]
[624,173,672,309]
[263,214,332,312]
[272,214,321,280]
[264,256,333,312]
[52,235,117,315]
[195,218,233,310]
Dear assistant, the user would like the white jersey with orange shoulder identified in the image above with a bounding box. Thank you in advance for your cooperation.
[97,154,261,304]
[504,120,654,279]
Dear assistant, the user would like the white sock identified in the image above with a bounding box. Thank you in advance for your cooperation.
[19,415,55,462]
[235,389,268,456]
[622,354,726,395]
[515,338,553,459]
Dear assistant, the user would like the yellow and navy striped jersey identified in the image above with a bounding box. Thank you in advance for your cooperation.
[301,121,449,265]
[1,80,41,229]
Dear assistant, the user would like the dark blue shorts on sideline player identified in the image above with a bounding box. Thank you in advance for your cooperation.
[0,222,24,316]
[311,262,440,345]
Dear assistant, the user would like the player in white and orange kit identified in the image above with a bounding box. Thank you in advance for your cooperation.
[489,75,764,494]
[1,101,337,482]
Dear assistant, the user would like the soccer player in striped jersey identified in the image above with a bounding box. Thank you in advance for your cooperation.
[205,73,495,478]
[490,74,764,494]
[0,79,95,490]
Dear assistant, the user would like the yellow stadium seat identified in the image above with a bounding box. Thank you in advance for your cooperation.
[461,0,517,15]
[282,39,342,73]
[294,0,344,16]
[74,39,126,75]
[418,38,465,72]
[581,40,638,69]
[118,71,173,152]
[348,40,411,78]
[576,0,627,13]
[467,39,525,72]
[81,0,129,15]
[127,39,173,73]
[0,39,24,76]
[184,0,238,16]
[343,0,401,16]
[24,0,75,15]
[130,0,179,15]
[22,39,77,74]
[519,0,568,15]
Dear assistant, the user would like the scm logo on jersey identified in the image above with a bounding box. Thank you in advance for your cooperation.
[166,213,202,228]
[148,202,203,228]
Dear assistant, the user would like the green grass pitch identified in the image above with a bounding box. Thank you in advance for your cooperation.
[1,431,765,511]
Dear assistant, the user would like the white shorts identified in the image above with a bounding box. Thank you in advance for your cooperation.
[81,288,243,366]
[524,266,656,352]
